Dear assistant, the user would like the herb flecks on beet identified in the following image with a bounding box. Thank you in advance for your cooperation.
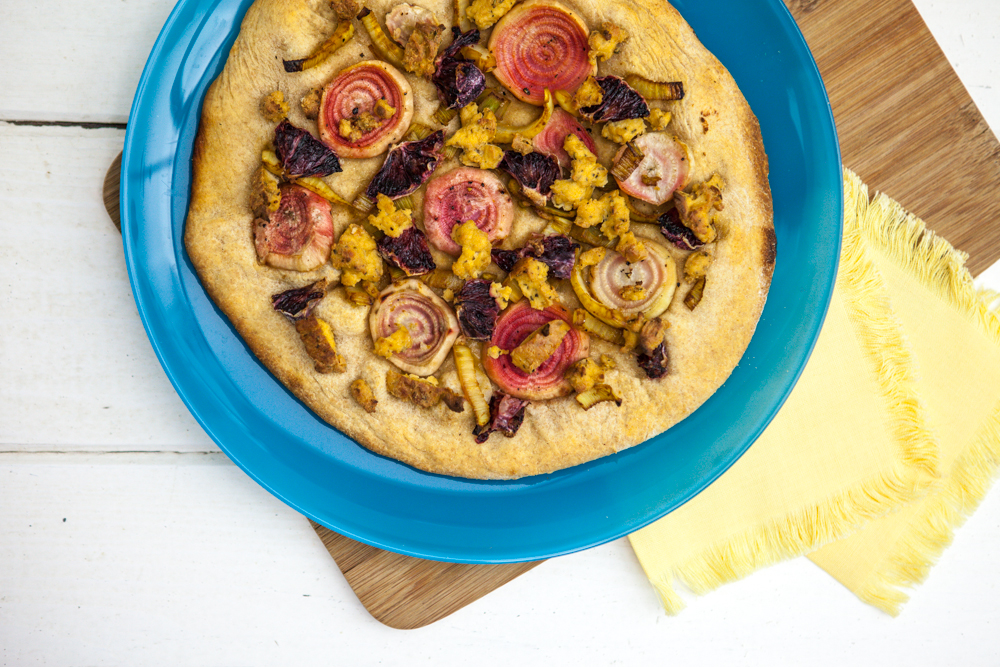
[659,207,704,251]
[491,234,579,280]
[473,392,529,443]
[273,120,342,178]
[454,279,501,340]
[432,28,486,110]
[637,341,670,379]
[580,76,650,123]
[271,280,327,320]
[365,131,444,199]
[376,226,437,276]
[499,151,560,206]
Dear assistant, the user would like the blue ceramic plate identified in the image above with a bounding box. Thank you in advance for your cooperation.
[121,0,841,563]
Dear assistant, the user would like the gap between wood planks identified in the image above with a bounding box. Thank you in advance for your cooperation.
[1,119,127,130]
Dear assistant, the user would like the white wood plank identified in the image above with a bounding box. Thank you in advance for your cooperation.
[0,0,176,123]
[0,124,214,451]
[2,453,1000,665]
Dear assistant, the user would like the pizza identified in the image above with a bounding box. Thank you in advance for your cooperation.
[184,0,775,479]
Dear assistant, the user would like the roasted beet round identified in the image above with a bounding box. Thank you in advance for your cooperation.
[376,226,437,276]
[491,234,579,280]
[659,207,704,251]
[273,120,342,178]
[580,76,650,123]
[271,280,327,320]
[454,279,501,340]
[432,28,486,110]
[499,151,560,205]
[366,130,444,199]
[473,392,529,443]
[637,341,670,379]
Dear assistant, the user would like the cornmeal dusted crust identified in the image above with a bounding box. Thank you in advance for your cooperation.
[184,0,774,479]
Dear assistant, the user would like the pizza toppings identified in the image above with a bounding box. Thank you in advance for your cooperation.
[492,234,578,280]
[432,28,487,110]
[507,257,560,309]
[683,249,711,283]
[588,21,629,65]
[658,206,704,250]
[482,301,589,400]
[446,103,504,169]
[370,279,460,375]
[589,238,677,320]
[271,279,328,320]
[359,8,408,69]
[453,341,491,426]
[365,130,444,200]
[423,167,513,254]
[579,76,649,123]
[451,220,492,279]
[466,0,518,29]
[684,276,706,310]
[532,108,596,171]
[613,132,691,205]
[489,0,594,105]
[472,391,528,442]
[386,368,465,411]
[510,320,571,373]
[636,341,669,379]
[386,3,439,45]
[250,166,282,217]
[624,74,685,101]
[675,173,724,244]
[283,20,356,72]
[295,315,348,373]
[454,279,502,340]
[602,118,646,145]
[493,89,555,144]
[377,225,437,276]
[564,357,605,393]
[261,91,289,122]
[550,134,608,210]
[318,60,414,159]
[575,383,622,410]
[498,151,560,208]
[331,223,383,286]
[273,120,342,178]
[255,185,335,271]
[350,378,379,413]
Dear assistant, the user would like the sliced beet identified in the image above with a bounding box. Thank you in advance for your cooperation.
[490,234,579,280]
[659,207,704,251]
[637,341,670,379]
[580,76,649,123]
[271,280,327,320]
[498,150,560,205]
[473,392,529,443]
[454,279,501,340]
[376,226,437,276]
[273,120,342,178]
[432,28,486,110]
[365,130,444,199]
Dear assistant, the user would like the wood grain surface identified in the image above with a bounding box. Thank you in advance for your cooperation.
[100,0,1000,630]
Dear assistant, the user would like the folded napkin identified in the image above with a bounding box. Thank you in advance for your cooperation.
[629,170,1000,615]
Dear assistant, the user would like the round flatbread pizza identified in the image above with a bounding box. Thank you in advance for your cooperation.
[184,0,775,479]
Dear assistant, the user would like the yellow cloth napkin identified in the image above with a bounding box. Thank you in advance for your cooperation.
[629,170,1000,615]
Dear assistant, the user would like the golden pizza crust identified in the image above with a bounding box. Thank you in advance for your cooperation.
[184,0,774,479]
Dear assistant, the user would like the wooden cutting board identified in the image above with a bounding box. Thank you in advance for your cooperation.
[104,0,1000,630]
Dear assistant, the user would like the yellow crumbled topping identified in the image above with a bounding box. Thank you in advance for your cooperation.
[249,165,281,217]
[573,76,603,110]
[574,195,611,230]
[675,173,724,244]
[510,257,559,310]
[578,246,607,267]
[331,223,383,286]
[367,193,412,238]
[490,281,513,309]
[647,108,672,131]
[466,0,518,29]
[684,249,712,283]
[295,315,347,374]
[301,87,322,120]
[442,287,455,302]
[619,284,647,301]
[565,357,606,393]
[446,104,503,169]
[550,135,608,210]
[511,133,534,155]
[374,98,397,120]
[349,378,378,413]
[338,111,382,142]
[402,22,445,77]
[615,231,647,263]
[588,21,629,65]
[600,191,631,239]
[486,345,506,359]
[451,220,492,280]
[599,354,616,369]
[601,118,646,144]
[260,91,289,122]
[374,324,412,358]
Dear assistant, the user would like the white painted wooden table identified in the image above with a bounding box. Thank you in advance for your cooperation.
[3,2,1000,664]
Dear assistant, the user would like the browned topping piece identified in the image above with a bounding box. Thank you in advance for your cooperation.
[249,166,281,217]
[638,317,669,355]
[338,111,384,143]
[684,276,706,310]
[385,369,465,412]
[619,284,646,302]
[331,0,361,21]
[350,378,378,413]
[578,246,607,267]
[511,133,534,155]
[588,21,628,64]
[565,357,605,393]
[575,383,622,410]
[373,98,397,120]
[510,320,571,374]
[301,87,322,120]
[261,91,289,122]
[684,249,711,283]
[295,315,347,373]
[508,257,559,310]
[403,21,445,76]
[675,174,724,244]
[573,76,603,110]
